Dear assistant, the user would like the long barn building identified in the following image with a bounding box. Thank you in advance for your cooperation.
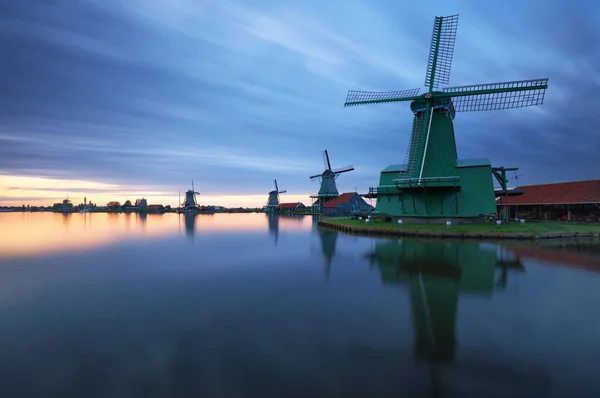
[497,180,600,222]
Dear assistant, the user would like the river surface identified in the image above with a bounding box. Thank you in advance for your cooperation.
[1,212,599,398]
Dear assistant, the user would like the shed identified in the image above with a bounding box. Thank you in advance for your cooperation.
[276,202,306,212]
[497,180,600,222]
[323,192,373,215]
[147,204,165,214]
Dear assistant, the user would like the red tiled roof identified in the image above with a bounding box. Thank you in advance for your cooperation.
[324,192,355,208]
[499,180,600,205]
[278,202,302,209]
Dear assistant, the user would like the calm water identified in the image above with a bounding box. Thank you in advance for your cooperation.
[1,212,600,398]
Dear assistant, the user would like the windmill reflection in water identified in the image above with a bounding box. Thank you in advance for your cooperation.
[358,239,551,396]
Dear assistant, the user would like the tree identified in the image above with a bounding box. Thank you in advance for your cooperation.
[107,201,120,207]
[123,200,132,207]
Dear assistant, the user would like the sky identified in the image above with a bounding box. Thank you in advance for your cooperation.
[0,0,599,207]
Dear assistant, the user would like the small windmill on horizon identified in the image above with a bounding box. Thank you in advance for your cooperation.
[309,150,354,213]
[265,179,286,213]
[182,180,200,210]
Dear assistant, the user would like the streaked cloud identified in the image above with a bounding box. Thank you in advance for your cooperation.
[1,0,598,206]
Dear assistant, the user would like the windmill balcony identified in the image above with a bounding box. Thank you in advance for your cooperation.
[393,176,461,189]
[364,187,381,198]
[367,186,397,196]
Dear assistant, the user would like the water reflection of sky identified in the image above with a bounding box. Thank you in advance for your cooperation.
[0,213,599,397]
[0,212,313,259]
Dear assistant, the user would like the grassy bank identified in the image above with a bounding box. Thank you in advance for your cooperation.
[320,218,600,240]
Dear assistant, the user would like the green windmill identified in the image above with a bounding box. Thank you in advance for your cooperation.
[345,14,549,220]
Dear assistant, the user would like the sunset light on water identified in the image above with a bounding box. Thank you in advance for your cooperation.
[0,212,314,259]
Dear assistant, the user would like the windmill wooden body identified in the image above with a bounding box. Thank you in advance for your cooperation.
[345,14,548,221]
[309,150,354,213]
[265,179,286,213]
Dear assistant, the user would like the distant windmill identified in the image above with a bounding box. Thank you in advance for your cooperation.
[265,179,286,213]
[309,150,354,213]
[182,180,200,211]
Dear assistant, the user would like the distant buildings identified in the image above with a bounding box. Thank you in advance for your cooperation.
[135,198,148,209]
[50,199,74,213]
[146,204,165,213]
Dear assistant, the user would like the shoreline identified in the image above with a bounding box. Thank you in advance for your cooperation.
[317,220,600,241]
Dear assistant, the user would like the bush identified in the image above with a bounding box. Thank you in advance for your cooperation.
[372,212,391,222]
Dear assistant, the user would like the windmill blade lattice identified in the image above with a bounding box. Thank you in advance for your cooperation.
[324,150,333,170]
[442,79,549,112]
[274,179,286,193]
[425,14,459,88]
[333,165,355,174]
[344,88,421,107]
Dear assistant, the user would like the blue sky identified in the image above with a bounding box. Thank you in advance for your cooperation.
[0,0,599,206]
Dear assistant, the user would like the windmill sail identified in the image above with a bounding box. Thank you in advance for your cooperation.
[441,79,549,112]
[424,14,459,89]
[333,165,355,174]
[344,88,421,107]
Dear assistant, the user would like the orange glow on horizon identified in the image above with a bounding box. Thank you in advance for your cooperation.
[0,173,315,208]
